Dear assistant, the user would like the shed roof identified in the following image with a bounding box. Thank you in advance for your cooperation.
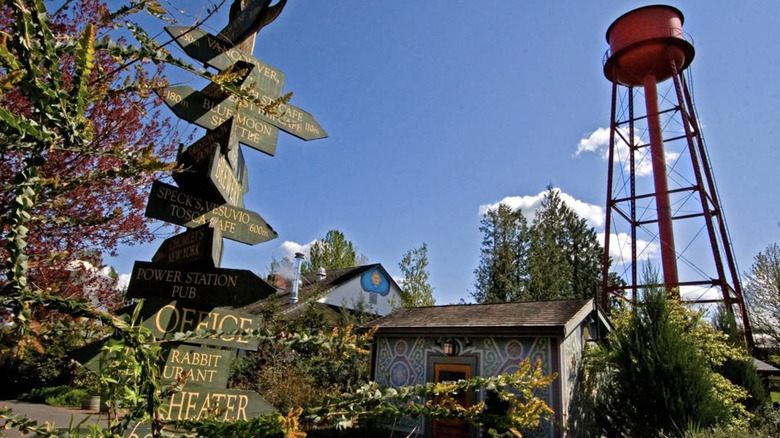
[369,298,596,336]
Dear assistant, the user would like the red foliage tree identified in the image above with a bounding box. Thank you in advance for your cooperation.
[0,0,179,313]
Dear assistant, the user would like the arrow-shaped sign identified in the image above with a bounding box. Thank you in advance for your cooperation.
[179,117,241,172]
[152,224,223,268]
[237,83,327,141]
[166,26,285,96]
[126,261,276,307]
[145,180,277,245]
[157,85,279,157]
[176,133,249,207]
[121,298,264,349]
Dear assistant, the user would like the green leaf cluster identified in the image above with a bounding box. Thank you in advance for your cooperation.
[472,186,609,303]
[579,287,760,437]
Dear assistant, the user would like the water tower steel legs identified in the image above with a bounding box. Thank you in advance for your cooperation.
[600,56,754,348]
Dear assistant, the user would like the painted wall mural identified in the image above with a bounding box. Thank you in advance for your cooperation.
[374,335,555,437]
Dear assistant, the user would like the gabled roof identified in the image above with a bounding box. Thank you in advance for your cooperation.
[368,298,598,336]
[238,264,391,316]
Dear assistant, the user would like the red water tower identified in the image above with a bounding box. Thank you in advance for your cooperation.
[600,5,752,346]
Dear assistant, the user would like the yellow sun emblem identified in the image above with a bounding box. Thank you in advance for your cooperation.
[371,271,382,287]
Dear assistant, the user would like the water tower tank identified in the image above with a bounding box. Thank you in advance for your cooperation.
[603,5,695,86]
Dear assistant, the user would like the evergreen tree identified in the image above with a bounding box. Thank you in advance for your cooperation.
[303,229,366,273]
[583,267,756,437]
[472,187,605,303]
[527,187,602,300]
[472,203,529,303]
[398,242,435,307]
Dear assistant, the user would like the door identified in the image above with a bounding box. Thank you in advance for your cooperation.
[432,363,471,438]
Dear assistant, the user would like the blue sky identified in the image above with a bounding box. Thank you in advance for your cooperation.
[110,1,780,305]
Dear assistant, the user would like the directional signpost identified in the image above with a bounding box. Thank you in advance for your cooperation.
[145,180,276,245]
[132,298,263,350]
[175,136,248,207]
[76,1,328,431]
[165,26,286,96]
[127,261,276,307]
[152,224,224,268]
[157,85,280,157]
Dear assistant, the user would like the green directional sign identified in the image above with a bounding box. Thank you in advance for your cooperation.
[126,261,276,307]
[176,136,248,208]
[145,180,276,245]
[179,118,242,174]
[236,84,327,141]
[165,26,285,96]
[165,387,275,421]
[132,298,262,350]
[157,85,279,157]
[125,389,274,432]
[160,344,234,388]
[152,224,223,268]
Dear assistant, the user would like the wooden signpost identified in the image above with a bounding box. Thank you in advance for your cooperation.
[175,138,248,207]
[135,298,263,350]
[160,344,234,388]
[145,180,276,245]
[152,224,224,268]
[126,261,276,307]
[156,85,280,157]
[165,26,285,96]
[85,1,328,431]
[179,118,242,172]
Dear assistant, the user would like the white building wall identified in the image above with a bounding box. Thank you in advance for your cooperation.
[320,276,400,316]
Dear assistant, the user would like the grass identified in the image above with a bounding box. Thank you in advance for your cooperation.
[772,392,780,403]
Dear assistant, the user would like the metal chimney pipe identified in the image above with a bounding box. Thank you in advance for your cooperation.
[291,252,305,304]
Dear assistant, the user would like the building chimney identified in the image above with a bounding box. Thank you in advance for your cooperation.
[291,252,305,304]
[316,266,326,282]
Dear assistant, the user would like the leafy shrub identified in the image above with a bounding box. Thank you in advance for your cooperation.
[682,407,780,437]
[584,288,755,437]
[19,385,88,406]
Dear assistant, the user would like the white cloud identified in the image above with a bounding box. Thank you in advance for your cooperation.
[598,232,659,263]
[576,127,611,157]
[576,127,680,177]
[117,273,131,291]
[278,240,316,260]
[479,188,605,229]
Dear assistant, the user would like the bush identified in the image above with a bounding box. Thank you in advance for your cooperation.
[583,286,756,437]
[18,385,89,407]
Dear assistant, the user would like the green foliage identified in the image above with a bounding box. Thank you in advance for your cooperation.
[229,304,374,414]
[397,242,435,307]
[682,407,780,437]
[472,203,529,303]
[712,305,768,412]
[1,321,98,399]
[472,186,607,303]
[303,230,366,273]
[581,285,758,437]
[20,386,89,407]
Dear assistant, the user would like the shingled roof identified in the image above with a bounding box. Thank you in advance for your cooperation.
[237,264,381,316]
[368,298,596,336]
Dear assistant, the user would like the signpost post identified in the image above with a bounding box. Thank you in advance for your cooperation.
[76,0,327,431]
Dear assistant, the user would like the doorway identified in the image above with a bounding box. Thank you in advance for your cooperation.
[432,363,471,438]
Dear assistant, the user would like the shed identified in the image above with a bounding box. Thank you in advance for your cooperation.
[367,298,610,438]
